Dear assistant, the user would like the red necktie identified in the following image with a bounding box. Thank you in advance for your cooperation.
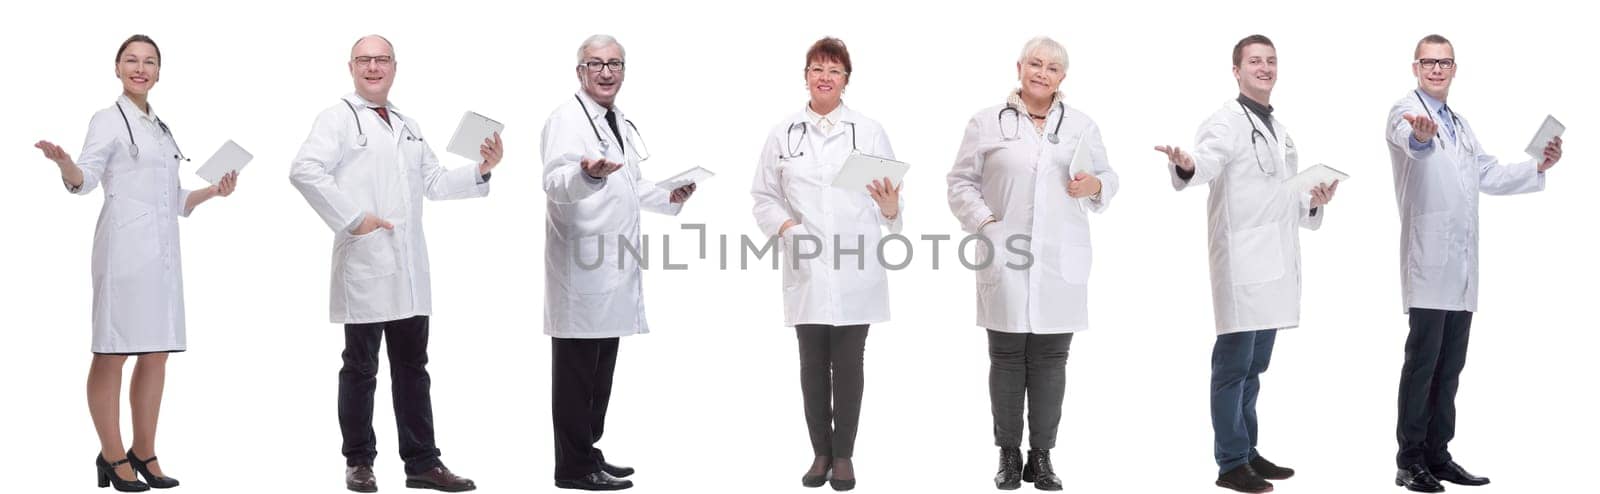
[370,107,391,125]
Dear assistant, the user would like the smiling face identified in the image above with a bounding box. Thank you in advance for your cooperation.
[578,43,625,108]
[1413,42,1456,101]
[116,41,160,99]
[805,57,849,112]
[1233,43,1277,103]
[348,36,396,105]
[1016,49,1065,105]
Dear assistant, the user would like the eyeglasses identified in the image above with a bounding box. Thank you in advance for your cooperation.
[1416,58,1456,70]
[582,60,625,73]
[807,66,848,78]
[352,55,394,67]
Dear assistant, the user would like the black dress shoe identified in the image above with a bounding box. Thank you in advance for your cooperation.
[994,447,1023,490]
[346,465,377,493]
[96,454,151,492]
[1249,455,1294,480]
[1429,461,1488,486]
[599,459,634,479]
[1216,464,1274,493]
[125,449,179,489]
[1022,449,1062,491]
[555,471,633,491]
[1395,464,1445,493]
[405,466,476,492]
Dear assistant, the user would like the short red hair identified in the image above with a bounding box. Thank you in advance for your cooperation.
[805,37,852,78]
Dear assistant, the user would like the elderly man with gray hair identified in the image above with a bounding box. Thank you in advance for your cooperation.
[539,34,696,491]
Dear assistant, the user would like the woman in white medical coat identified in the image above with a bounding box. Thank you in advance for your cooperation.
[750,37,902,492]
[34,34,238,492]
[946,37,1117,492]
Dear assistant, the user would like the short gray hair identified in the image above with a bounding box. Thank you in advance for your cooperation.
[577,34,625,64]
[1018,36,1068,70]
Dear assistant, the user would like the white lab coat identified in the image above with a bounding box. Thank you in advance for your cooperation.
[70,96,195,353]
[751,104,901,327]
[947,102,1119,333]
[290,93,490,324]
[1169,100,1324,335]
[1386,91,1544,313]
[542,92,682,339]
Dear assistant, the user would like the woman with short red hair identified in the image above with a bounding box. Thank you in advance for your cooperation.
[750,37,904,492]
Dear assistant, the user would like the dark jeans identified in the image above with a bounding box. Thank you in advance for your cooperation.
[339,315,443,475]
[796,324,869,459]
[1396,308,1473,468]
[987,330,1074,450]
[1210,329,1277,474]
[552,337,620,480]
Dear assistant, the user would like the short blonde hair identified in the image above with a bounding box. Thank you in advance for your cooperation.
[1019,36,1068,70]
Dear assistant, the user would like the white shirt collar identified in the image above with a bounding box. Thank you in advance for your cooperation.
[805,101,845,132]
[117,94,157,123]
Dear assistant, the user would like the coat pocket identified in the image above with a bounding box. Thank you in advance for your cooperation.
[1227,223,1285,285]
[571,234,623,295]
[342,229,400,281]
[1056,223,1093,285]
[1407,211,1452,268]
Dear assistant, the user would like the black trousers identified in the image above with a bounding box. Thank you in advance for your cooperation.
[552,337,620,480]
[1396,308,1474,468]
[796,324,869,459]
[339,315,443,475]
[987,330,1074,450]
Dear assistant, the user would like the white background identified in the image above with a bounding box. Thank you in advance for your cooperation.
[2,0,1594,493]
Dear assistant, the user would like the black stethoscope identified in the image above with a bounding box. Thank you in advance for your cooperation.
[780,119,857,159]
[999,101,1065,143]
[1239,101,1278,176]
[1412,90,1462,142]
[343,99,421,147]
[115,100,186,161]
[575,94,648,160]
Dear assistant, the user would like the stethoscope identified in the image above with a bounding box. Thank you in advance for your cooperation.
[115,100,186,161]
[1239,101,1279,176]
[1413,90,1462,143]
[575,94,649,161]
[999,101,1065,143]
[343,99,421,147]
[779,119,857,159]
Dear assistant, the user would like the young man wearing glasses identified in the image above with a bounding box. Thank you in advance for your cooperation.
[1386,33,1564,493]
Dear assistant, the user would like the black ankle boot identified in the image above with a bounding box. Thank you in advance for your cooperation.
[994,447,1023,490]
[126,449,179,489]
[96,454,150,492]
[1023,449,1062,491]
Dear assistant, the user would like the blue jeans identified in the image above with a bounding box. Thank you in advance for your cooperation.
[1210,329,1277,474]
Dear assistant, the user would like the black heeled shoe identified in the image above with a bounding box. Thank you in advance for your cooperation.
[96,454,150,492]
[828,458,855,491]
[126,449,179,489]
[802,456,832,488]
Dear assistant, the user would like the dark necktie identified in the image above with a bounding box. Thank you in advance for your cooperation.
[370,106,391,126]
[604,109,624,154]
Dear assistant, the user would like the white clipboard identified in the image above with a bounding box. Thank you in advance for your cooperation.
[830,152,909,191]
[657,166,714,191]
[446,111,504,162]
[1285,164,1349,194]
[1067,133,1092,176]
[1524,115,1564,160]
[195,140,252,184]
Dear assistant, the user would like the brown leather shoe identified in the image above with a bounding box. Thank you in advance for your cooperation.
[405,466,477,492]
[346,465,377,493]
